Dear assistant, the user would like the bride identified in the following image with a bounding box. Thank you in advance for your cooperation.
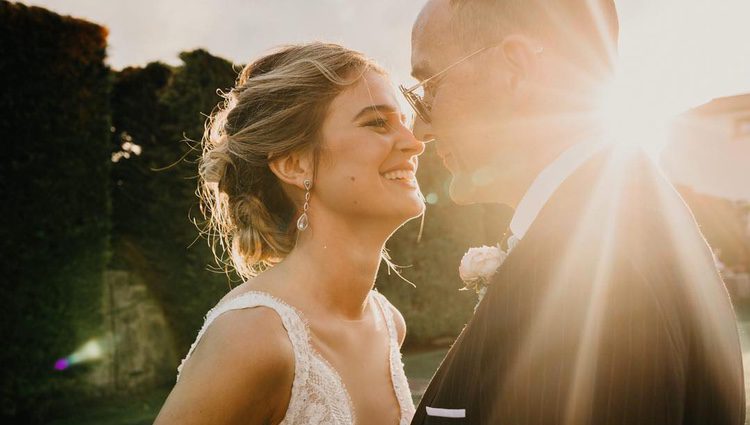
[154,42,425,424]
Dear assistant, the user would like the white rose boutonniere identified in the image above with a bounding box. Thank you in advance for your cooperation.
[459,245,506,298]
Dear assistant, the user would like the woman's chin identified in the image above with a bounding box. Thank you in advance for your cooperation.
[395,195,425,222]
[365,184,424,227]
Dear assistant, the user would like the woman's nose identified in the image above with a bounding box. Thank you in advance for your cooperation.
[397,124,426,156]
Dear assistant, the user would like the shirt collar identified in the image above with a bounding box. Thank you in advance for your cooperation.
[509,139,607,240]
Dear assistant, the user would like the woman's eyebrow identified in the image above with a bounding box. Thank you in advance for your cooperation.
[353,104,398,121]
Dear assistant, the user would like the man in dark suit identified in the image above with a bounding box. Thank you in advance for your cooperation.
[404,0,745,423]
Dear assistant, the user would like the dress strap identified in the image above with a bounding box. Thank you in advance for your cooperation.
[176,291,313,423]
[371,290,414,424]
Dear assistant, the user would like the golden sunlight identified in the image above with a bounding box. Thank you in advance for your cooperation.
[596,0,750,157]
[596,71,674,156]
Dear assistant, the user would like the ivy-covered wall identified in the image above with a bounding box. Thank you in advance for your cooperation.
[0,2,110,421]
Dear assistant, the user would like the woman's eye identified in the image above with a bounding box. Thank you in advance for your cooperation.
[366,118,388,128]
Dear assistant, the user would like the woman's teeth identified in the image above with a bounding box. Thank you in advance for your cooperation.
[382,170,416,181]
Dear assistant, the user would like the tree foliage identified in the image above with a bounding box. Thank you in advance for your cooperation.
[109,50,238,360]
[0,2,110,420]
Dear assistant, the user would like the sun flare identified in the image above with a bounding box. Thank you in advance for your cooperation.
[595,71,676,156]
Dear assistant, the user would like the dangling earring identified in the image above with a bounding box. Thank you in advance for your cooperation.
[296,178,312,231]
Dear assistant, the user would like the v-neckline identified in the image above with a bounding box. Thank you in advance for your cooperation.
[243,290,404,424]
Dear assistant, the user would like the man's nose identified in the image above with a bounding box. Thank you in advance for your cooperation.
[412,115,435,143]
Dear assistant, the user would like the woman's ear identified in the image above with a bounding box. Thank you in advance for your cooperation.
[268,150,313,190]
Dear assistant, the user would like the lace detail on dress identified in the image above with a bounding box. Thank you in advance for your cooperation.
[176,290,413,424]
[372,291,417,424]
[175,291,354,424]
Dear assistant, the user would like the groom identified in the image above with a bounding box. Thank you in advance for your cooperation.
[406,0,745,424]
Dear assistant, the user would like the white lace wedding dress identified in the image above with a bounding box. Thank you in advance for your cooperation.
[176,290,415,424]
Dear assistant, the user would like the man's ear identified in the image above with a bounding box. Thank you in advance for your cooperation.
[268,150,313,190]
[500,35,541,94]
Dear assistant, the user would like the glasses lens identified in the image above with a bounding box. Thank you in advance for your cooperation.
[411,84,425,101]
[400,84,431,124]
[414,97,431,124]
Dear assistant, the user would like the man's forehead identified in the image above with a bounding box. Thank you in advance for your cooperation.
[411,0,458,77]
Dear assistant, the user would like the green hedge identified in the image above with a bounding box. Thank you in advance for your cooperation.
[109,51,237,362]
[154,50,241,353]
[0,2,110,421]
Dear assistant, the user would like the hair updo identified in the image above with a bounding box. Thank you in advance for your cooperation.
[197,42,383,281]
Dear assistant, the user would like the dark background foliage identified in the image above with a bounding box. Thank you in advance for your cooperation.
[109,49,237,360]
[0,2,110,421]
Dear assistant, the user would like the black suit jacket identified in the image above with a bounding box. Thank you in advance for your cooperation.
[412,147,745,424]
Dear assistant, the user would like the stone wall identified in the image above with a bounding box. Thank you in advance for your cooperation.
[88,270,178,393]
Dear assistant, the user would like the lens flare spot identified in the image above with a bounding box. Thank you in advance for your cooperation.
[54,338,107,371]
[54,358,70,371]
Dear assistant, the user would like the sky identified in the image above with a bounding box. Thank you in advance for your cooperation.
[20,0,750,114]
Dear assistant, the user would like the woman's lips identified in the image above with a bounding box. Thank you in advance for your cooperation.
[387,178,419,189]
[381,170,418,189]
[382,169,416,181]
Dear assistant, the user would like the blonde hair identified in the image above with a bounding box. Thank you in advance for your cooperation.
[197,42,384,281]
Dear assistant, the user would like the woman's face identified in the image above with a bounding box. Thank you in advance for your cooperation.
[313,70,425,231]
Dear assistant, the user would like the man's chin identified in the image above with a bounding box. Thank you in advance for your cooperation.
[447,176,481,205]
[448,174,508,205]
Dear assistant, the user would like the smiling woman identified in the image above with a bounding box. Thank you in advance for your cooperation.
[196,43,424,279]
[155,42,423,425]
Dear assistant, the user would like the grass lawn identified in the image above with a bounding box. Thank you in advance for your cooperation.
[47,386,171,425]
[403,347,448,405]
[45,348,449,425]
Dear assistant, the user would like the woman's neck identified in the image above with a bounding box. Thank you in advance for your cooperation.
[274,216,391,320]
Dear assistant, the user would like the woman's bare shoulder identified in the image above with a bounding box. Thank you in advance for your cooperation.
[205,305,295,365]
[155,304,294,424]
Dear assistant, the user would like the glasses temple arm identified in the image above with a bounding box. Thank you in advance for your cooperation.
[403,46,490,94]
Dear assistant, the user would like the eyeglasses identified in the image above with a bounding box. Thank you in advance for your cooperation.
[400,44,543,124]
[400,47,490,124]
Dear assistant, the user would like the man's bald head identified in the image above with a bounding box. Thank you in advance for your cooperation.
[408,0,621,205]
[432,0,619,79]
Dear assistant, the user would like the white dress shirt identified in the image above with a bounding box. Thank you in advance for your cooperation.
[509,139,607,241]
